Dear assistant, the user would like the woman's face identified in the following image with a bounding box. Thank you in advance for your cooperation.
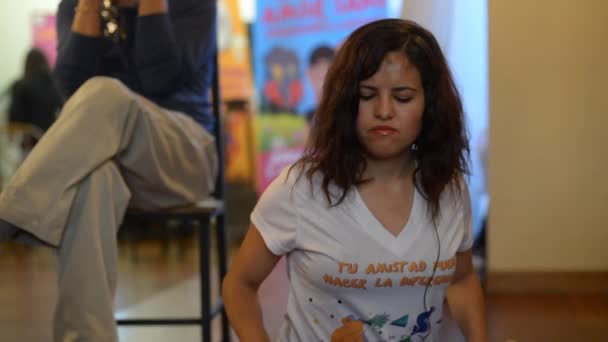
[356,51,425,161]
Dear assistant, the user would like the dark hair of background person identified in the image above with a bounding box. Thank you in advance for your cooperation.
[305,45,335,123]
[293,19,469,222]
[8,48,64,131]
[24,48,52,78]
[308,45,335,66]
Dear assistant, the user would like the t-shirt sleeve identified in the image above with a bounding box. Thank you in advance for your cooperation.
[457,182,474,252]
[251,167,299,256]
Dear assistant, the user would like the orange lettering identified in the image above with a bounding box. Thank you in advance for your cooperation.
[375,278,393,287]
[418,260,427,272]
[332,277,343,287]
[400,276,416,286]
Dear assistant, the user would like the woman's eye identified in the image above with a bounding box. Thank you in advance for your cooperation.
[359,94,375,101]
[395,97,412,103]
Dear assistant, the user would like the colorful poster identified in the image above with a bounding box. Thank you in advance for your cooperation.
[225,106,257,184]
[218,0,256,184]
[31,13,57,67]
[218,0,253,100]
[253,0,389,194]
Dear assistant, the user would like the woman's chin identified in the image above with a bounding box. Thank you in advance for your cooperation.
[365,149,409,162]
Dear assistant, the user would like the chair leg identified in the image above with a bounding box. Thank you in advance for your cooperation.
[216,214,231,341]
[199,220,212,342]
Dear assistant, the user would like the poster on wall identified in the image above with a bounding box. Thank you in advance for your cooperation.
[253,0,389,194]
[217,0,256,184]
[31,13,57,67]
[218,0,253,101]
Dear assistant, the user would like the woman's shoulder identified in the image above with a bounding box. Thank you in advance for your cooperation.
[272,162,335,200]
[274,163,316,191]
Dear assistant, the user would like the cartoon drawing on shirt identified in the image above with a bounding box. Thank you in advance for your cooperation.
[389,314,409,328]
[330,316,367,342]
[364,313,390,329]
[411,306,436,341]
[329,305,436,342]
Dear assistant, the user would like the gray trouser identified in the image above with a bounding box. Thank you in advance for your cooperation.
[0,77,218,341]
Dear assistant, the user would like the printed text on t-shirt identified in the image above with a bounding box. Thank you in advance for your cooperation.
[322,257,457,290]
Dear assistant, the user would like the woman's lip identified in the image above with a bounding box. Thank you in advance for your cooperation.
[370,126,398,135]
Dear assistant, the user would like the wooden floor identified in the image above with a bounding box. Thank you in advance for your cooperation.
[1,237,607,342]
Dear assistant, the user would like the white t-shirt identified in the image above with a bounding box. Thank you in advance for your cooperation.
[252,165,473,342]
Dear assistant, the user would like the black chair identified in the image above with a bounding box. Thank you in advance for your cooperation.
[115,53,230,342]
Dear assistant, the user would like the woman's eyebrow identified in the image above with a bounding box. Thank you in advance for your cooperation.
[359,85,417,92]
[392,86,416,92]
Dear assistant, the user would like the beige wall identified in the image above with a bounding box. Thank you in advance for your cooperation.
[488,0,608,271]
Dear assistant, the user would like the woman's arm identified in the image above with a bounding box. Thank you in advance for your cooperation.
[72,0,101,37]
[446,249,488,342]
[223,224,282,342]
[138,0,167,16]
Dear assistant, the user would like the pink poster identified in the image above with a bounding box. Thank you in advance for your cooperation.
[32,13,57,67]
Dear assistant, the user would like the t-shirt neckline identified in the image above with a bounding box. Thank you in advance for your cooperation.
[350,185,421,254]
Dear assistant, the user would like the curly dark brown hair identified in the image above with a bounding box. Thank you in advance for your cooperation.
[293,18,469,222]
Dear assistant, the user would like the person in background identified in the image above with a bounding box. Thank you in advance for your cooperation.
[305,44,335,123]
[0,0,217,340]
[223,19,488,342]
[8,48,63,132]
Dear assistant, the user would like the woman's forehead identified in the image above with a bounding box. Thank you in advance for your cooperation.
[361,52,420,85]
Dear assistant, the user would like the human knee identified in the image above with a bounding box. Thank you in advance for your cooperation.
[64,77,136,120]
[79,76,128,96]
[74,76,133,107]
[77,76,132,102]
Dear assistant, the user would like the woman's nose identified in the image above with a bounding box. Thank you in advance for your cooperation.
[374,94,394,120]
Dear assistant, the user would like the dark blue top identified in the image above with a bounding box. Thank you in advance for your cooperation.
[55,0,216,132]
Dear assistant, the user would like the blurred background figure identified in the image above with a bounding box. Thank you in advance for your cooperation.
[8,48,63,132]
[1,48,60,190]
[305,44,335,123]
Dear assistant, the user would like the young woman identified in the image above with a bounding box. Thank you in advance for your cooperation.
[223,19,488,342]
